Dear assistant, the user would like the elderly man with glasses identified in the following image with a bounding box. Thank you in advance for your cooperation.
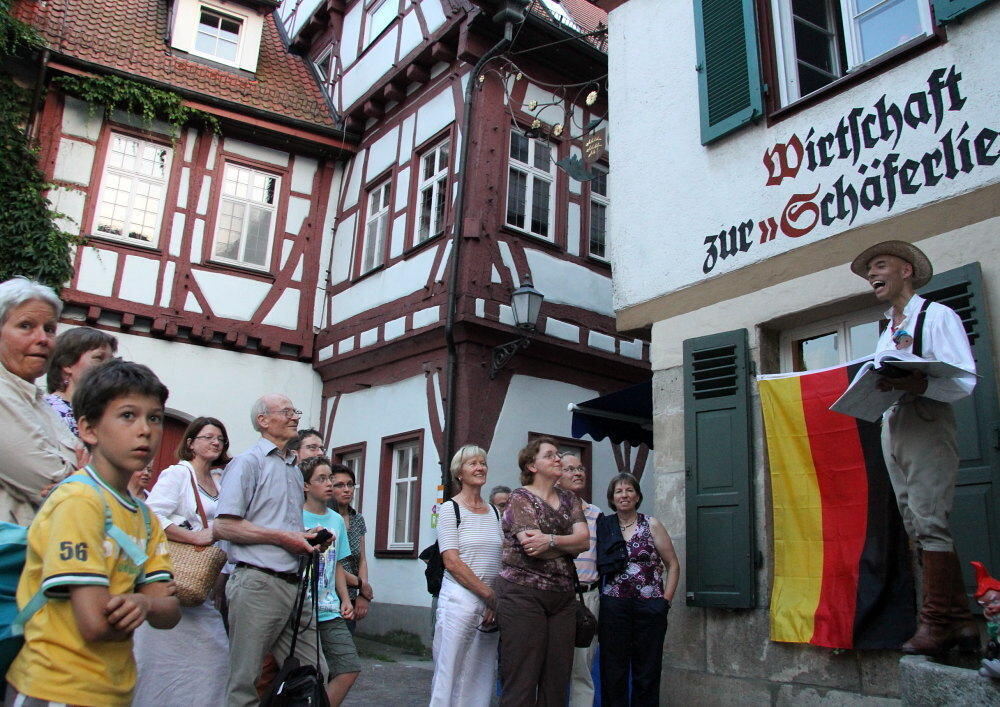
[560,454,602,707]
[215,394,328,706]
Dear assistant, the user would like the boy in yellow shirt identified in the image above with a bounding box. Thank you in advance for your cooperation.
[6,360,180,706]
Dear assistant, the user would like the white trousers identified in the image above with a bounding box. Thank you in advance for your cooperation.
[430,576,499,707]
[568,587,601,707]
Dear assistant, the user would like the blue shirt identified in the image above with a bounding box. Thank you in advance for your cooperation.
[303,508,350,621]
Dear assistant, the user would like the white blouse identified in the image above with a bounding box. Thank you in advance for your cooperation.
[146,461,221,531]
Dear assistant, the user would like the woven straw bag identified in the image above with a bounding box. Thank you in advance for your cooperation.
[167,472,227,607]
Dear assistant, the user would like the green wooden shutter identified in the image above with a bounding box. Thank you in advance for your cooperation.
[934,0,998,23]
[693,0,763,145]
[683,329,756,608]
[918,263,1000,600]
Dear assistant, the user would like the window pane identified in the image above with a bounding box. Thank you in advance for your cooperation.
[855,0,923,62]
[794,21,836,75]
[795,331,839,371]
[244,207,271,266]
[393,480,409,543]
[848,320,881,359]
[591,170,607,196]
[419,186,433,241]
[433,181,445,237]
[792,0,831,27]
[507,168,527,228]
[533,140,551,171]
[530,177,550,236]
[590,202,606,257]
[214,200,244,260]
[510,132,529,163]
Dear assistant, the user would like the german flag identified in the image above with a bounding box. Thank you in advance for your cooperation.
[759,361,916,649]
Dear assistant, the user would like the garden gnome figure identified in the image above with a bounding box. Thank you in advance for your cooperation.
[972,561,1000,678]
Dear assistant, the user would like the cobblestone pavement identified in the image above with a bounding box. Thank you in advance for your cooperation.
[342,635,434,706]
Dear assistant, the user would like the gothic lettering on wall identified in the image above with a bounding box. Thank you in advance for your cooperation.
[701,66,999,275]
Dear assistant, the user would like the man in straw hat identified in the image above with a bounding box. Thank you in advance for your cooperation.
[851,240,978,655]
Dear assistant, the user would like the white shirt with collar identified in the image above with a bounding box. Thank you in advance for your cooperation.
[874,294,977,403]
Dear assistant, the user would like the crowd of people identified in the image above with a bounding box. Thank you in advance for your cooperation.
[0,274,679,706]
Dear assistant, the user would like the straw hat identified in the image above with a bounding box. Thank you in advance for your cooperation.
[850,240,933,289]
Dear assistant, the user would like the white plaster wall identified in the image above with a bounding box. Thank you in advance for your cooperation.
[340,26,399,109]
[222,139,289,168]
[326,375,439,609]
[340,4,362,67]
[67,329,324,454]
[76,247,117,297]
[191,269,270,320]
[398,8,423,60]
[329,245,438,323]
[419,0,446,35]
[118,255,160,306]
[52,139,96,186]
[291,156,318,194]
[525,249,613,315]
[413,87,455,147]
[608,0,1000,311]
[366,126,400,181]
[60,97,102,141]
[329,213,356,286]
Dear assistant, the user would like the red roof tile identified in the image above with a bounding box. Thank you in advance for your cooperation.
[529,0,607,49]
[13,0,336,130]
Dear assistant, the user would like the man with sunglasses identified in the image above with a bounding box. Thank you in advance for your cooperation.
[215,394,329,706]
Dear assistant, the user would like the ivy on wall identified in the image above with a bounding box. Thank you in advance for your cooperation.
[54,75,220,135]
[0,0,78,290]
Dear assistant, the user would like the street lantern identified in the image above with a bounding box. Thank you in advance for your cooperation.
[490,274,544,378]
[510,275,543,330]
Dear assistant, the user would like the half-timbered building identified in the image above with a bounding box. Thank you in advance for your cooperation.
[278,0,651,637]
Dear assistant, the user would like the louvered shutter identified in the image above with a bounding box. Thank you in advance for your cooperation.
[683,329,756,607]
[934,0,998,23]
[693,0,763,145]
[918,263,1000,599]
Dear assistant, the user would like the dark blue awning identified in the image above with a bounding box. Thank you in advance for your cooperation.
[569,381,653,448]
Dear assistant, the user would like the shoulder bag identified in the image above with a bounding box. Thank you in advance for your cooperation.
[167,472,227,607]
[572,564,598,648]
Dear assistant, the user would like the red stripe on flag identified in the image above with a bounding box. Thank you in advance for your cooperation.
[800,367,870,648]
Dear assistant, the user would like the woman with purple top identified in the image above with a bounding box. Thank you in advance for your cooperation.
[495,437,589,706]
[597,472,680,706]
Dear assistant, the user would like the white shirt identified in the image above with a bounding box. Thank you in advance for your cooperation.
[874,294,977,402]
[437,500,502,584]
[146,461,221,531]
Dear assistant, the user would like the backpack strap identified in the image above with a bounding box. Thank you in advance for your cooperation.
[912,298,932,358]
[490,504,499,521]
[451,499,461,527]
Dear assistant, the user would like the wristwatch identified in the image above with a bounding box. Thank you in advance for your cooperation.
[548,533,556,549]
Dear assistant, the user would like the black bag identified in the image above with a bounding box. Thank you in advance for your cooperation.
[572,566,597,648]
[262,553,330,707]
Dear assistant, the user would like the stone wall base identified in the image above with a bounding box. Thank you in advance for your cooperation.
[899,655,1000,706]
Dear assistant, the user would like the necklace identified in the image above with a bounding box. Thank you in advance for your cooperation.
[619,518,637,531]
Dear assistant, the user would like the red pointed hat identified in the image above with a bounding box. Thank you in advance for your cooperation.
[972,561,1000,599]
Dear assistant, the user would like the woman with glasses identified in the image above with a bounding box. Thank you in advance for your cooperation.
[330,461,373,631]
[430,445,503,706]
[133,416,232,707]
[496,437,589,706]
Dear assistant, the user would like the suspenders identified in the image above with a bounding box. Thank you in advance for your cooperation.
[912,299,932,358]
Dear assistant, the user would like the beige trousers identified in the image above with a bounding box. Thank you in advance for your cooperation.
[881,398,959,552]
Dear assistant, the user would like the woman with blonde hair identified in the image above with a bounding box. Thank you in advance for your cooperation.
[429,444,503,706]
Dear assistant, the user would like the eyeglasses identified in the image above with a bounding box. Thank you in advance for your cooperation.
[538,452,561,461]
[563,466,586,474]
[267,408,303,418]
[311,475,334,484]
[303,444,325,452]
[333,481,356,489]
[194,435,226,444]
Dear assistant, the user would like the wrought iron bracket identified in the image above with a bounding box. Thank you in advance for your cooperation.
[490,336,532,379]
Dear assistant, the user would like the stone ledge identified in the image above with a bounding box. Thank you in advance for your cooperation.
[900,655,1000,706]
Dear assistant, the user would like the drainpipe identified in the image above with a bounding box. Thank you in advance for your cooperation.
[442,2,527,499]
[25,48,50,141]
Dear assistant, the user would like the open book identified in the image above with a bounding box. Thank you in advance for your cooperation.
[829,351,974,422]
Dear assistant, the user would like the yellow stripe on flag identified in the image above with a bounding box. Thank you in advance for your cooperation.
[759,376,824,643]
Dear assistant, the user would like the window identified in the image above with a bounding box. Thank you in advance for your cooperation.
[375,431,423,557]
[779,305,884,372]
[315,49,335,97]
[364,0,397,46]
[416,140,450,244]
[506,129,555,239]
[333,442,366,512]
[361,181,391,273]
[770,0,933,104]
[589,167,608,259]
[212,163,278,269]
[195,8,242,63]
[94,134,172,246]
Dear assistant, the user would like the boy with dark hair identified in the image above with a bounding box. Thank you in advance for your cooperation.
[6,360,180,706]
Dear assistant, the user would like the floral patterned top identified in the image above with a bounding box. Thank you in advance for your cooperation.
[338,508,367,600]
[601,514,664,600]
[43,393,78,438]
[500,487,585,592]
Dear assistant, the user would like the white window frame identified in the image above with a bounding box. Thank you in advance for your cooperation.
[779,304,885,372]
[387,440,419,550]
[192,6,244,66]
[360,180,391,273]
[315,47,335,97]
[588,166,609,260]
[93,133,172,247]
[505,128,556,240]
[211,162,279,271]
[771,0,933,105]
[416,140,450,244]
[364,0,397,47]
